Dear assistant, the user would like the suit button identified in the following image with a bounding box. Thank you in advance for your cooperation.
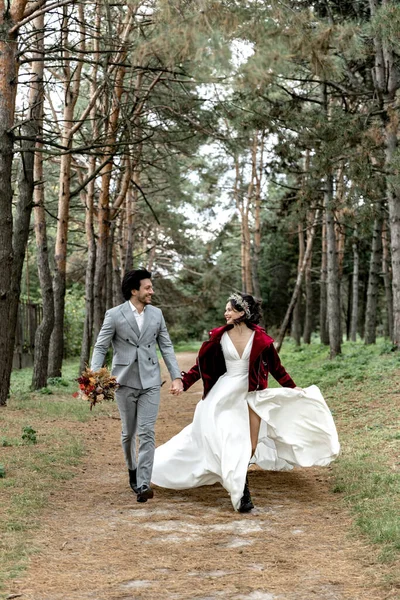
[135,359,138,362]
[126,339,129,342]
[148,357,151,360]
[137,346,139,348]
[148,345,150,348]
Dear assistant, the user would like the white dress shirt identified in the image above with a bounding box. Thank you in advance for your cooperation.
[129,302,145,333]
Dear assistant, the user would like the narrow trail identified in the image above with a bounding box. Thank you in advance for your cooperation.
[9,353,395,600]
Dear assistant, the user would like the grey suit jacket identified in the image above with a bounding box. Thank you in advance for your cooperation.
[90,302,181,389]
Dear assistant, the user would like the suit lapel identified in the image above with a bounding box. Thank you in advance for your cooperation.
[121,301,140,339]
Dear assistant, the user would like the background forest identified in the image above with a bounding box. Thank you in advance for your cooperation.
[1,0,400,404]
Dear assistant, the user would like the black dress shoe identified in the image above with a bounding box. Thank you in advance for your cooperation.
[129,469,138,494]
[238,479,254,513]
[136,484,154,503]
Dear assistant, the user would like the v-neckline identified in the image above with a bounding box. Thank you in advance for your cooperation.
[226,331,254,360]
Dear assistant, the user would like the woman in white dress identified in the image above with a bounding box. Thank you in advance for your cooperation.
[151,293,340,513]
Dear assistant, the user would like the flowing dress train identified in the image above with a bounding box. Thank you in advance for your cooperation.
[151,332,340,510]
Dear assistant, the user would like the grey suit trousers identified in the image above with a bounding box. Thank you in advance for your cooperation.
[116,384,160,488]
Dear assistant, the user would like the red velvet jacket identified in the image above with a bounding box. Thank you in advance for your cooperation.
[181,324,296,399]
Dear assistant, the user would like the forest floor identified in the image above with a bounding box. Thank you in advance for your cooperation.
[4,352,400,600]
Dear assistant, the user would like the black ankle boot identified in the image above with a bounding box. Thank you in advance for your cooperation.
[129,468,138,493]
[238,478,254,513]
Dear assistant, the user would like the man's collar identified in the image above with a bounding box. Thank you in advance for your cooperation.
[129,300,146,314]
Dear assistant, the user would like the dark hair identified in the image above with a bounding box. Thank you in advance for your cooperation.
[121,269,152,300]
[229,293,262,325]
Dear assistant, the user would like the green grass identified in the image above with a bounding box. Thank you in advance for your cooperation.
[276,337,400,567]
[172,340,202,353]
[0,359,111,598]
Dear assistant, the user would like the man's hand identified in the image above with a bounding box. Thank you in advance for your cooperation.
[170,378,184,396]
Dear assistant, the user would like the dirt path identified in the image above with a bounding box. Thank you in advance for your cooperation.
[8,354,397,600]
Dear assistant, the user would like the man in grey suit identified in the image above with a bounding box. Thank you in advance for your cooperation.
[91,269,183,503]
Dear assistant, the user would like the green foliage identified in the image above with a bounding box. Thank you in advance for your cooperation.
[47,377,70,388]
[39,387,52,395]
[21,426,37,445]
[1,366,95,592]
[277,338,400,564]
[370,1,400,52]
[64,284,86,358]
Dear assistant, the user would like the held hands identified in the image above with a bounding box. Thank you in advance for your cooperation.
[170,378,184,396]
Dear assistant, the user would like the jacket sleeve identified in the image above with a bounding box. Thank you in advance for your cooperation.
[264,343,296,388]
[90,310,115,371]
[181,360,201,391]
[156,314,181,381]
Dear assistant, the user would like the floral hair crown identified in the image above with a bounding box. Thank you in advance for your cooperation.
[228,293,251,319]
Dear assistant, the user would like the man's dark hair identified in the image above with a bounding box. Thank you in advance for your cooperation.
[121,269,152,300]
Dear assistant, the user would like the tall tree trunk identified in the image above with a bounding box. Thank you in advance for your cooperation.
[292,222,304,346]
[31,14,55,390]
[106,223,114,310]
[364,209,383,344]
[326,175,342,358]
[382,218,394,339]
[0,19,18,405]
[276,209,319,353]
[386,137,400,346]
[79,7,99,374]
[303,249,313,343]
[49,6,84,377]
[252,131,264,298]
[234,154,253,295]
[124,186,135,274]
[350,226,359,342]
[242,211,253,294]
[303,208,314,344]
[370,0,400,346]
[93,70,129,338]
[112,241,123,307]
[320,206,329,345]
[93,167,112,340]
[79,163,96,374]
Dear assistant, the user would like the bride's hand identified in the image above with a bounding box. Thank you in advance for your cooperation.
[170,378,184,396]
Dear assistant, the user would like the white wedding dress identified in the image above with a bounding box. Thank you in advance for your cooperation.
[152,332,340,511]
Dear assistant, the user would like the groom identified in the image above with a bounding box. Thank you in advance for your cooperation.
[91,269,183,502]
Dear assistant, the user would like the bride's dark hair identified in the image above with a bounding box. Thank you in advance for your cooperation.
[229,293,262,325]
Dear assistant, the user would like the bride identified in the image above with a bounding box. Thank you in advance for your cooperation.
[151,293,340,513]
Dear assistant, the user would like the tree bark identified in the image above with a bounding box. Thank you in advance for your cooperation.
[382,218,394,339]
[364,209,383,344]
[386,134,400,347]
[303,208,314,344]
[292,222,304,346]
[276,209,319,353]
[112,240,123,307]
[49,5,84,377]
[370,0,400,346]
[79,163,97,374]
[350,226,359,342]
[93,71,129,338]
[31,14,55,390]
[0,5,21,405]
[320,207,329,345]
[326,175,342,358]
[234,152,253,295]
[123,186,136,274]
[252,131,264,299]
